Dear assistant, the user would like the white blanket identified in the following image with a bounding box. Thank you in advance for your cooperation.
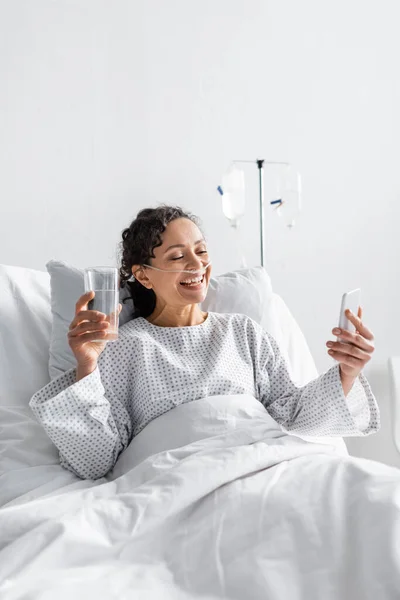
[1,395,400,600]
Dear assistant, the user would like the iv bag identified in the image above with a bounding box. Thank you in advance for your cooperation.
[275,165,301,228]
[221,165,245,226]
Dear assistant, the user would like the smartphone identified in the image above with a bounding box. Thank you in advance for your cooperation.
[338,288,361,341]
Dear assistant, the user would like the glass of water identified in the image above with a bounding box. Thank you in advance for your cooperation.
[84,266,119,342]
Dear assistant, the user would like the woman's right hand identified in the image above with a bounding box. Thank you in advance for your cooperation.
[68,291,121,370]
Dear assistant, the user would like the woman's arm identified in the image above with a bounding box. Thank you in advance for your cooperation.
[29,360,133,479]
[252,325,380,437]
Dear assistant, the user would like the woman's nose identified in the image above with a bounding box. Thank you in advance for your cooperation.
[186,254,204,270]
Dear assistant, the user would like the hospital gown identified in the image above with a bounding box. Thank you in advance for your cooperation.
[30,312,380,480]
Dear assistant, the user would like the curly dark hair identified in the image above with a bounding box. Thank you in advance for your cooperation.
[119,205,202,318]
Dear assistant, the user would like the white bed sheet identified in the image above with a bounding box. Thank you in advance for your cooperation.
[1,394,399,599]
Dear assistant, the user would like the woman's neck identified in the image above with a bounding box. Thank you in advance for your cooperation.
[146,304,207,328]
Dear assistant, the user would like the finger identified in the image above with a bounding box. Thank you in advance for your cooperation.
[75,291,95,316]
[344,309,374,342]
[69,310,107,331]
[326,341,372,361]
[68,321,109,338]
[355,305,363,334]
[327,350,363,368]
[69,331,108,344]
[330,329,375,352]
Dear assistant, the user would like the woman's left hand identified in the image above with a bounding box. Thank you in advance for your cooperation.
[326,307,375,381]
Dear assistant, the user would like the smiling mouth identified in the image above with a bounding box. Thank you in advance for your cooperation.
[179,275,205,287]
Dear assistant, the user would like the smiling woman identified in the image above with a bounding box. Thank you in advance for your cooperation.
[30,204,380,482]
[119,206,212,327]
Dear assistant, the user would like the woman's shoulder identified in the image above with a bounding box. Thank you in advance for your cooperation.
[213,311,272,340]
[119,316,147,334]
[210,311,261,331]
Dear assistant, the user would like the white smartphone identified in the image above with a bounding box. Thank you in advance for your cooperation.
[338,288,361,341]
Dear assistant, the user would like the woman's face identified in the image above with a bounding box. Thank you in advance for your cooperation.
[134,218,212,307]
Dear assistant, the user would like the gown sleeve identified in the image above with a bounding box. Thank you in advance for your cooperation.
[29,347,133,480]
[251,323,380,437]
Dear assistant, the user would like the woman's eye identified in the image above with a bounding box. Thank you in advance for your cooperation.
[169,250,207,261]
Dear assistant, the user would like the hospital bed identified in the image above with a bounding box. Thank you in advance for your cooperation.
[1,262,400,599]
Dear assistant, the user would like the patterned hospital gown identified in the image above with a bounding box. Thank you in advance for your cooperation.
[30,312,380,480]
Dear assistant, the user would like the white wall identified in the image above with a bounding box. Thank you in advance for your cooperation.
[1,0,400,467]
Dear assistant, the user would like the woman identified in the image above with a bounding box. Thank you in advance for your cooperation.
[30,206,379,480]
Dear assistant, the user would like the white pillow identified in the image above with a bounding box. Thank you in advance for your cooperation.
[200,266,273,324]
[0,265,52,406]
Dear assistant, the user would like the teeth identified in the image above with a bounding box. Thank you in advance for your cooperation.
[181,276,203,284]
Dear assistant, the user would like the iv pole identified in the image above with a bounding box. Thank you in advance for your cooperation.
[231,159,289,268]
[257,160,265,267]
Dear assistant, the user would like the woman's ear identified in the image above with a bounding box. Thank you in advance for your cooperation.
[132,266,153,289]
